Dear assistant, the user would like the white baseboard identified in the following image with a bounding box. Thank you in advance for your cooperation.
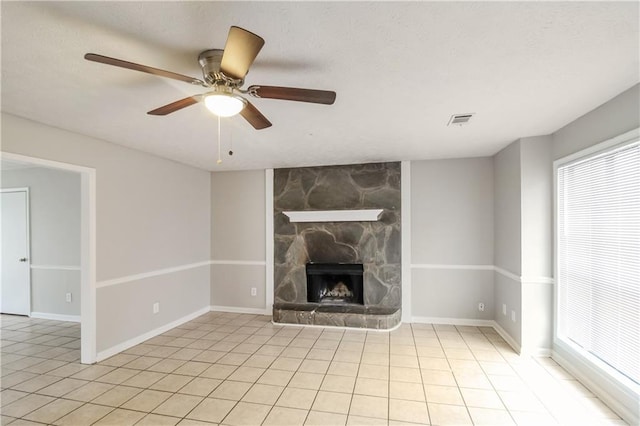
[30,312,81,323]
[210,305,269,315]
[96,306,210,362]
[411,316,495,327]
[492,321,522,354]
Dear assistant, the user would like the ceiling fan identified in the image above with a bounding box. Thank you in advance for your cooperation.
[84,26,336,130]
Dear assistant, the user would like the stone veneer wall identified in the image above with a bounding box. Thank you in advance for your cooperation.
[274,162,401,310]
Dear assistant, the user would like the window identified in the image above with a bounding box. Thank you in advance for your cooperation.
[557,138,639,387]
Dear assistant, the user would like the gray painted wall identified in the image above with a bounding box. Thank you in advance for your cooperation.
[492,135,554,350]
[553,84,640,160]
[493,140,522,342]
[520,136,553,278]
[493,141,522,276]
[493,272,521,343]
[491,82,639,352]
[1,167,81,316]
[410,158,494,320]
[2,113,212,353]
[412,269,494,320]
[210,170,266,310]
[97,266,210,349]
[411,158,494,265]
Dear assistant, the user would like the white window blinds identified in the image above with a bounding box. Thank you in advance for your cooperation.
[557,139,640,386]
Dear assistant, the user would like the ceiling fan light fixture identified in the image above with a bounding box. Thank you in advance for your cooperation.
[204,90,246,117]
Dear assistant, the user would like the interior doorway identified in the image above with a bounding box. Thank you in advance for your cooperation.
[0,152,96,364]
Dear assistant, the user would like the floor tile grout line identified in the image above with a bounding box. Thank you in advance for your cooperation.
[204,319,312,425]
[387,326,392,423]
[411,322,433,425]
[458,323,494,424]
[441,324,475,424]
[169,312,258,421]
[472,326,520,425]
[185,320,288,425]
[299,327,346,424]
[248,323,307,425]
[341,328,369,423]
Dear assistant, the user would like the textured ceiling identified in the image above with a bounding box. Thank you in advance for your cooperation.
[1,2,638,171]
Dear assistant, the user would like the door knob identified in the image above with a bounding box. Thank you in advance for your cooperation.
[19,258,28,262]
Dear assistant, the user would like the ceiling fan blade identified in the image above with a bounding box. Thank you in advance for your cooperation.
[220,26,265,80]
[147,95,203,115]
[247,85,336,105]
[84,53,206,86]
[240,101,272,130]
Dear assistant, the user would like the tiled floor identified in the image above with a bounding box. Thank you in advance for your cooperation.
[1,312,627,425]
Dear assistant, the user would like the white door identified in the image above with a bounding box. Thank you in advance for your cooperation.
[1,190,31,315]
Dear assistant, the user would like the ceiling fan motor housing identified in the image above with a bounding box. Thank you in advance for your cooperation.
[198,49,242,87]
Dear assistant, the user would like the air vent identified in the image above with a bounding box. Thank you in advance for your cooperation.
[448,113,475,126]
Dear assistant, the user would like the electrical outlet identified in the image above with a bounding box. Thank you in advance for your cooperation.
[478,302,485,312]
[502,304,507,316]
[251,287,257,297]
[153,302,159,314]
[511,310,516,322]
[65,292,72,303]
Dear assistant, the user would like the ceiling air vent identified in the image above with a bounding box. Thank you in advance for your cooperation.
[448,113,474,126]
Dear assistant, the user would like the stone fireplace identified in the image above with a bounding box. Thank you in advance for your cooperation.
[272,162,401,329]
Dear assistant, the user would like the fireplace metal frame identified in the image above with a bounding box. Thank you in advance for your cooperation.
[306,263,364,305]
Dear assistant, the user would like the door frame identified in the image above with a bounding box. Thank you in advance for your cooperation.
[1,187,32,316]
[1,152,96,364]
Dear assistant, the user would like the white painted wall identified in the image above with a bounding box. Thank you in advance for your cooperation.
[1,113,211,354]
[210,170,266,311]
[410,158,494,321]
[1,167,81,317]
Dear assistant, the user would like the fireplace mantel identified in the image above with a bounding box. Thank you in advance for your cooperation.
[283,209,383,223]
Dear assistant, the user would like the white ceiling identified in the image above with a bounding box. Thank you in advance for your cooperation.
[1,2,638,171]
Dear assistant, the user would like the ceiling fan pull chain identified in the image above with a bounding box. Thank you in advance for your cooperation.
[229,124,234,156]
[216,115,222,164]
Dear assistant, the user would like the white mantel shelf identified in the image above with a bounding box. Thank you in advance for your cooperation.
[283,209,384,223]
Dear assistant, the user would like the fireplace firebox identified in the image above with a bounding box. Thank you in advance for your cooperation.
[306,263,364,305]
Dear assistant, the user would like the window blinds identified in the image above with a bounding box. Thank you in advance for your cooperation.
[557,140,640,386]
